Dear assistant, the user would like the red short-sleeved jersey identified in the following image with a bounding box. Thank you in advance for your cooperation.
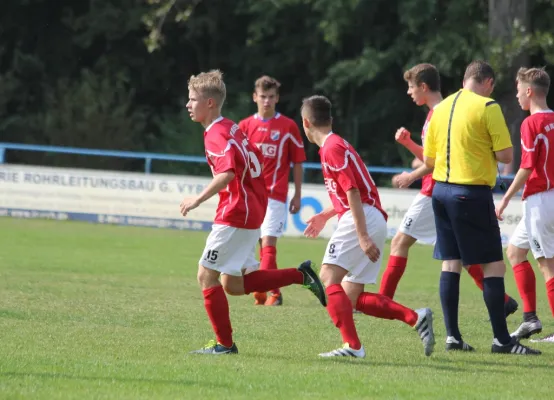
[239,113,306,203]
[520,110,554,200]
[204,116,268,229]
[319,133,387,221]
[420,109,436,197]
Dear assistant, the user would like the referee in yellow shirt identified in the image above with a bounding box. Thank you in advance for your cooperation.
[424,60,540,355]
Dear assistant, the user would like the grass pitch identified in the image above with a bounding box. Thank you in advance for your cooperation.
[0,218,553,399]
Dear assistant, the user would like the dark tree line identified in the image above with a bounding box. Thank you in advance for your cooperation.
[1,0,553,183]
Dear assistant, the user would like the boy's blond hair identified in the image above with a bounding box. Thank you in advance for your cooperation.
[517,67,550,97]
[188,69,226,106]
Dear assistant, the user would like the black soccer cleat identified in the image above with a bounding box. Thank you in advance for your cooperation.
[445,336,475,352]
[298,260,327,307]
[504,297,519,318]
[491,338,541,355]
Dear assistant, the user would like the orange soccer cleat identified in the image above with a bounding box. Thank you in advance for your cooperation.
[253,292,267,305]
[265,293,283,306]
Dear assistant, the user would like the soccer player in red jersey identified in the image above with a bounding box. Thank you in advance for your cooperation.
[300,95,435,358]
[382,64,518,339]
[180,70,326,354]
[239,76,306,306]
[496,67,554,344]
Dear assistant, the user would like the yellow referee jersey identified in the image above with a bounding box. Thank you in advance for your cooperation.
[423,89,512,187]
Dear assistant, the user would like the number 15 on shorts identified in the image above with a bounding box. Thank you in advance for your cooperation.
[204,249,219,264]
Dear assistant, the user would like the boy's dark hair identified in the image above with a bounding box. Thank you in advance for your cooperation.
[403,63,441,92]
[254,75,281,93]
[301,95,332,127]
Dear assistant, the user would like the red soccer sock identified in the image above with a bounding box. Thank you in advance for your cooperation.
[546,277,554,317]
[260,246,277,271]
[468,264,511,303]
[243,269,303,295]
[356,291,418,326]
[513,261,536,313]
[467,264,485,291]
[260,246,280,295]
[326,284,361,350]
[203,286,233,348]
[379,256,407,299]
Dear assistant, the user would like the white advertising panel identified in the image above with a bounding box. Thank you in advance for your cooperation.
[0,164,523,246]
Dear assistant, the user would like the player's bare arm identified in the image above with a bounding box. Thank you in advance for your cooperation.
[346,188,380,262]
[495,168,532,220]
[180,171,235,217]
[394,164,434,189]
[411,158,423,169]
[289,163,303,214]
[304,206,337,238]
[423,155,435,169]
[395,127,424,161]
[494,147,513,165]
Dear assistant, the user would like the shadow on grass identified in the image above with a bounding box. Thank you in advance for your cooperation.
[240,351,552,374]
[0,371,228,388]
[433,355,553,370]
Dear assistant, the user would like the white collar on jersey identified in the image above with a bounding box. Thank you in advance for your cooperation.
[535,109,554,114]
[205,116,224,132]
[321,131,334,147]
[254,112,281,121]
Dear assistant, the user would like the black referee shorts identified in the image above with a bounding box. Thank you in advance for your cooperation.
[431,181,504,265]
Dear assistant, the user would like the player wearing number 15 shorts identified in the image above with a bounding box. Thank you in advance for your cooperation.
[180,70,326,355]
[300,95,435,358]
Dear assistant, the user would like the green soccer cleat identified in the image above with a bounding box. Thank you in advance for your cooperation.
[189,340,238,355]
[298,260,327,307]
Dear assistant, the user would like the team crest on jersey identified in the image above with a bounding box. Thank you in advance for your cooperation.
[270,130,280,141]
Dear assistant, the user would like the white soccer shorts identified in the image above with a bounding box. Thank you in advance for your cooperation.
[322,205,387,285]
[509,190,554,259]
[199,224,260,276]
[260,198,287,238]
[509,219,530,251]
[398,193,437,245]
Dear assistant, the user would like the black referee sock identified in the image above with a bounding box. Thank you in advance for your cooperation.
[483,277,512,345]
[440,271,462,341]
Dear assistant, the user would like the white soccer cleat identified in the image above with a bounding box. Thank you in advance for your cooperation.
[414,308,435,356]
[319,343,366,358]
[511,319,543,340]
[530,332,554,343]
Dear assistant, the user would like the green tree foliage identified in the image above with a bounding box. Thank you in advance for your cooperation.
[0,0,553,178]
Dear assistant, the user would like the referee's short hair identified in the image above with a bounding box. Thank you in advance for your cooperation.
[464,60,495,84]
[301,95,332,127]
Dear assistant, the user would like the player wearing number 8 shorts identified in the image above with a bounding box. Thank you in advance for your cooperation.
[496,67,554,344]
[301,95,435,358]
[381,64,518,337]
[180,70,327,355]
